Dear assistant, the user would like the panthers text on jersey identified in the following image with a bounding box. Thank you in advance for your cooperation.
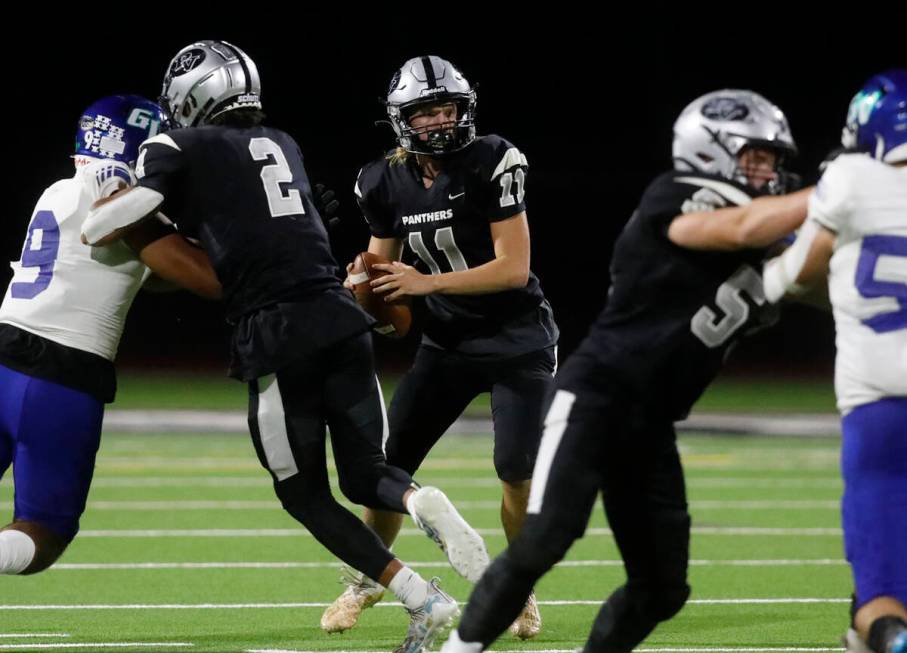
[809,153,907,412]
[575,170,778,420]
[0,160,151,401]
[355,134,557,358]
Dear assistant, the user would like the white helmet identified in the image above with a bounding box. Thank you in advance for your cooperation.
[673,89,797,192]
[160,40,261,128]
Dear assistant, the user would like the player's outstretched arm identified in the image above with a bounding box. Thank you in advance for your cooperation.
[123,220,222,301]
[667,187,813,251]
[81,186,165,246]
[763,220,835,303]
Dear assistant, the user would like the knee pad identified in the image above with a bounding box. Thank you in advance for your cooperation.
[507,530,575,577]
[628,581,690,622]
[274,475,331,518]
[337,473,376,506]
[493,449,534,483]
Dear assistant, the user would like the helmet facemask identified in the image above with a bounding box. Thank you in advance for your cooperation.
[391,94,476,155]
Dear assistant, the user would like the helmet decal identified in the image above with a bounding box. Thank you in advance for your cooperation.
[701,97,750,122]
[170,49,207,77]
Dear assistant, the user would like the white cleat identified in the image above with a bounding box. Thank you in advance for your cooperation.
[394,578,459,653]
[320,566,385,633]
[409,486,490,582]
[508,591,542,639]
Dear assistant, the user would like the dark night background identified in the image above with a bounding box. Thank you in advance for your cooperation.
[4,11,903,380]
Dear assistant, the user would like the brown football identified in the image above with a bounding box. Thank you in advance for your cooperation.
[349,252,412,338]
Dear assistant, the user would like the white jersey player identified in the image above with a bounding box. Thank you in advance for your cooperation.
[763,69,907,653]
[0,95,220,577]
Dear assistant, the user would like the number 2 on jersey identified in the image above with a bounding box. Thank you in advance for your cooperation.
[11,211,60,300]
[248,138,306,218]
[855,235,907,333]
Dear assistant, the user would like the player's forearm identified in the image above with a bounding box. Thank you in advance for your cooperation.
[763,219,834,303]
[431,255,529,295]
[139,235,222,300]
[367,236,404,261]
[81,187,165,246]
[735,187,813,247]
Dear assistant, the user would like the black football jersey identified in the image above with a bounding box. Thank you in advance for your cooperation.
[135,126,341,320]
[576,170,779,420]
[355,134,557,357]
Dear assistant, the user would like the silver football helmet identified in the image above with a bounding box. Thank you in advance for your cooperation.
[672,89,797,193]
[386,55,476,155]
[160,40,261,128]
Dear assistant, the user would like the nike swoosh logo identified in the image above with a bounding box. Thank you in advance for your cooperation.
[448,192,465,200]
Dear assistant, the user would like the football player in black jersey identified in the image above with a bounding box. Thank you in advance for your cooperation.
[440,90,815,653]
[80,41,492,653]
[321,55,558,640]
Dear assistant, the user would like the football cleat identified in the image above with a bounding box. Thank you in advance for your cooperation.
[393,578,459,653]
[509,591,542,639]
[409,486,490,582]
[320,566,385,633]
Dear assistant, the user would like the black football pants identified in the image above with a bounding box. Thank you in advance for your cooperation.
[386,345,556,482]
[247,331,413,582]
[457,353,691,652]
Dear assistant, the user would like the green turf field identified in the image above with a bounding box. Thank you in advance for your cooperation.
[113,371,838,414]
[0,421,851,652]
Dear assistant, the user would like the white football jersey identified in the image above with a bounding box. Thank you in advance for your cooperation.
[809,154,907,413]
[0,160,150,361]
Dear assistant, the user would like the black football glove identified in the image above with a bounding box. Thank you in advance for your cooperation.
[313,183,341,229]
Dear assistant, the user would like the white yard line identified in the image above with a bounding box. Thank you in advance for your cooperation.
[3,475,842,489]
[73,526,843,538]
[247,649,844,653]
[101,410,843,437]
[0,499,840,511]
[0,500,499,511]
[50,559,846,571]
[0,598,851,610]
[0,645,192,650]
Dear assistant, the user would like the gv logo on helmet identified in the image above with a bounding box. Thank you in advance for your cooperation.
[170,49,206,76]
[847,90,882,127]
[127,109,161,137]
